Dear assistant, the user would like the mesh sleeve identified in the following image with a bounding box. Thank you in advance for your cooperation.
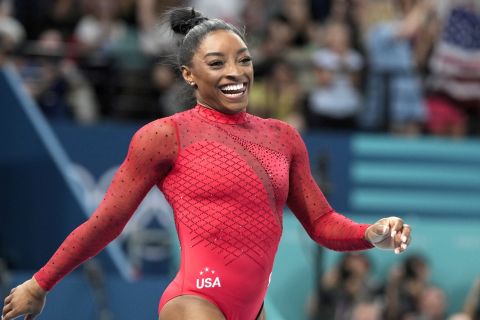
[34,118,179,291]
[286,126,373,251]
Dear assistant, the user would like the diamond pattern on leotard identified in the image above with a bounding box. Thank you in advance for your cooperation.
[162,141,281,267]
[221,131,290,214]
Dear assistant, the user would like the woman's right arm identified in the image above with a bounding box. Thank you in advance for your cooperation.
[2,117,178,320]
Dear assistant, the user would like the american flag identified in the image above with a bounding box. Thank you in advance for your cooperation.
[429,3,480,102]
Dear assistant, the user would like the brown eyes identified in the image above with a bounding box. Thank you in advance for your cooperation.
[208,61,224,67]
[207,57,253,69]
[240,57,252,64]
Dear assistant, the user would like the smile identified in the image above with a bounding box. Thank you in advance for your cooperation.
[219,82,247,98]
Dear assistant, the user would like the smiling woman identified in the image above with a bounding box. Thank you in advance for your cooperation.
[2,7,412,320]
[172,8,253,115]
[181,28,253,114]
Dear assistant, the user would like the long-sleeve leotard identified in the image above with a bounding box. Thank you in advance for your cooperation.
[34,104,373,320]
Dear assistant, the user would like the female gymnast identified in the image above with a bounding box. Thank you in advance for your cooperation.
[2,7,411,320]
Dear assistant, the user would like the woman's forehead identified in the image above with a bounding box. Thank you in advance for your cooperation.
[196,30,248,55]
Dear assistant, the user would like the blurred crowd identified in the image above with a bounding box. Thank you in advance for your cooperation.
[0,0,479,135]
[306,252,480,320]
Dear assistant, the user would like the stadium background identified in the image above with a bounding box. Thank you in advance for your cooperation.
[1,0,479,319]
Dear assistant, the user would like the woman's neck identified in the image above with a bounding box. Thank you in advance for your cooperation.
[197,101,246,115]
[195,103,247,125]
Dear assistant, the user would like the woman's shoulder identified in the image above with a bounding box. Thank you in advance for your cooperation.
[250,115,299,136]
[127,116,179,160]
[132,116,179,142]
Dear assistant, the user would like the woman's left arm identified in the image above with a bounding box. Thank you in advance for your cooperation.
[285,124,410,253]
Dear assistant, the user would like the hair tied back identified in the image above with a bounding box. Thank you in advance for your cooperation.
[170,7,209,36]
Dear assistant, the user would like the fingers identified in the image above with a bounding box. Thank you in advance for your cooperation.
[394,223,411,254]
[2,288,35,320]
[2,309,17,320]
[400,223,411,249]
[3,289,16,319]
[2,303,34,320]
[2,298,13,315]
[386,217,403,254]
[2,301,14,320]
[401,224,412,245]
[389,217,403,238]
[4,294,12,305]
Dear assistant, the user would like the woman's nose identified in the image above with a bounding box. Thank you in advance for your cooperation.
[225,62,242,78]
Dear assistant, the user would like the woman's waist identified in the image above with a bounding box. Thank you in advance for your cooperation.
[176,254,273,303]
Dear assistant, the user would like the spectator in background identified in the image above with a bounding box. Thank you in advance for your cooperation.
[277,0,314,48]
[304,21,363,130]
[250,14,295,77]
[400,2,472,139]
[15,30,71,119]
[267,0,320,92]
[0,0,25,58]
[15,29,100,122]
[137,0,187,58]
[242,0,272,45]
[73,0,128,117]
[307,252,382,320]
[352,301,382,320]
[74,0,128,60]
[407,286,448,320]
[359,0,434,135]
[425,94,468,138]
[411,3,440,81]
[46,0,82,40]
[384,253,432,320]
[190,0,246,26]
[150,62,186,117]
[249,57,305,130]
[327,0,366,54]
[426,0,480,136]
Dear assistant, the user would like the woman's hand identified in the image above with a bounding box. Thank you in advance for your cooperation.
[365,217,411,254]
[2,277,46,320]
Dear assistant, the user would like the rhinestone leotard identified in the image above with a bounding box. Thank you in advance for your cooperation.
[34,104,373,320]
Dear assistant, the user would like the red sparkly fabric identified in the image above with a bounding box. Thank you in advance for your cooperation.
[34,104,373,320]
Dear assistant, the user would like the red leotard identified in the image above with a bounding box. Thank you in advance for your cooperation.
[34,104,373,320]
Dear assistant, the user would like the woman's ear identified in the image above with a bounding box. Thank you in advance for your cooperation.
[181,66,195,86]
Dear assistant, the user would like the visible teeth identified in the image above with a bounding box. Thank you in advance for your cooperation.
[223,92,243,97]
[221,83,244,92]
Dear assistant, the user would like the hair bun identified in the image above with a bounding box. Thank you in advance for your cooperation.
[169,7,209,36]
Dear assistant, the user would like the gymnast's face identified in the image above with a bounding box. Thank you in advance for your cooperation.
[182,30,254,114]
